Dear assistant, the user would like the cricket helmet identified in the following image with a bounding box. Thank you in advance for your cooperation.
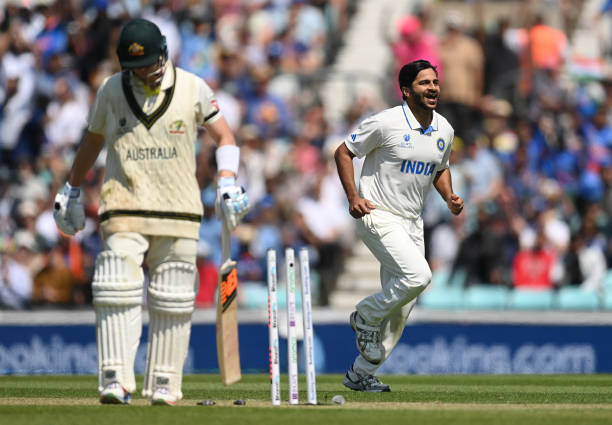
[116,18,168,69]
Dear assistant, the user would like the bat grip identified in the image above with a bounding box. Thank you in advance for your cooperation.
[221,220,231,262]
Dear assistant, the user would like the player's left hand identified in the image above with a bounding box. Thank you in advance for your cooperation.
[447,193,464,215]
[216,177,249,230]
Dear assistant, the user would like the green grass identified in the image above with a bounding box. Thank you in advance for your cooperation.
[1,374,612,425]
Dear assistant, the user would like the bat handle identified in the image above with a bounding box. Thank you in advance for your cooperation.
[221,220,231,263]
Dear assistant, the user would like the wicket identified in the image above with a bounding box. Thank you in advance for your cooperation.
[266,249,281,406]
[266,247,317,405]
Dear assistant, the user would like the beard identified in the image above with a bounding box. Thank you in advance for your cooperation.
[409,88,438,111]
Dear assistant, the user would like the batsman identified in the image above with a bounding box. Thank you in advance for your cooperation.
[53,19,248,406]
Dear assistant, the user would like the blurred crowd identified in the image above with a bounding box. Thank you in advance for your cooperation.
[1,0,612,312]
[394,1,612,298]
[0,0,357,310]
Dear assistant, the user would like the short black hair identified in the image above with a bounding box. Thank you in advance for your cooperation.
[398,60,438,101]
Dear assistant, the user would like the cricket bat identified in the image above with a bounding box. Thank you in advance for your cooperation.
[216,220,241,385]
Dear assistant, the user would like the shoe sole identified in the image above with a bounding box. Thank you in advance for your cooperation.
[350,312,382,365]
[100,394,129,405]
[343,377,390,393]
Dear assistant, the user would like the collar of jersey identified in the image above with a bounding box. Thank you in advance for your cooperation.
[401,102,438,135]
[122,62,176,130]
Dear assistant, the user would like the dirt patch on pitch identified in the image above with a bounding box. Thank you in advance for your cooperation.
[2,398,612,410]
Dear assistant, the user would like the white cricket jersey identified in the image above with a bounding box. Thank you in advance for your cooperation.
[345,102,454,220]
[88,62,221,239]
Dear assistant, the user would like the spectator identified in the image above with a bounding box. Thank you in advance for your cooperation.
[0,30,35,162]
[0,236,32,309]
[32,242,76,306]
[293,172,350,305]
[528,14,568,73]
[43,77,88,151]
[482,18,520,103]
[561,229,607,294]
[452,206,514,286]
[194,241,218,308]
[513,227,559,289]
[437,11,484,142]
[178,6,217,83]
[387,14,441,99]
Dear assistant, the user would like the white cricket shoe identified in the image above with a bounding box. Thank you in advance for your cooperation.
[151,388,177,406]
[343,365,390,392]
[100,382,131,404]
[350,311,385,364]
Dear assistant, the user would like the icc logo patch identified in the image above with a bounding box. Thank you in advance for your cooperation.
[437,138,445,151]
[128,42,145,57]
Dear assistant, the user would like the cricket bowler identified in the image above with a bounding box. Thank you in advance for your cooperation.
[334,60,464,392]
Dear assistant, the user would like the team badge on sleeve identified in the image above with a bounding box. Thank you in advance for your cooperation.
[436,138,445,151]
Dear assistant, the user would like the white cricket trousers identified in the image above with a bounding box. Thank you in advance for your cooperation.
[105,232,197,269]
[353,208,432,376]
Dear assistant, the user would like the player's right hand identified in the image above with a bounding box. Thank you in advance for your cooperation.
[447,193,464,215]
[216,177,249,230]
[348,197,376,219]
[53,182,85,236]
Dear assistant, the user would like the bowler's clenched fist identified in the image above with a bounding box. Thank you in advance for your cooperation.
[349,197,376,219]
[447,193,464,215]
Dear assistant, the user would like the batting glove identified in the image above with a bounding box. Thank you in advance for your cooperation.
[53,182,85,236]
[216,177,249,230]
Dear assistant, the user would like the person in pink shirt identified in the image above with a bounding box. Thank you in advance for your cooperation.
[389,15,442,99]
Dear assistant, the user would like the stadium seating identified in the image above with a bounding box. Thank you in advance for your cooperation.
[447,268,467,288]
[463,284,509,310]
[604,269,612,292]
[419,286,463,310]
[602,291,612,311]
[556,287,600,311]
[507,289,555,310]
[431,268,451,288]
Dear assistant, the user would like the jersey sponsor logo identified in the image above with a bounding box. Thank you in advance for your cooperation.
[128,42,145,57]
[169,119,186,135]
[437,138,445,151]
[125,146,178,161]
[400,134,414,149]
[211,99,219,110]
[351,133,357,142]
[400,160,435,176]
